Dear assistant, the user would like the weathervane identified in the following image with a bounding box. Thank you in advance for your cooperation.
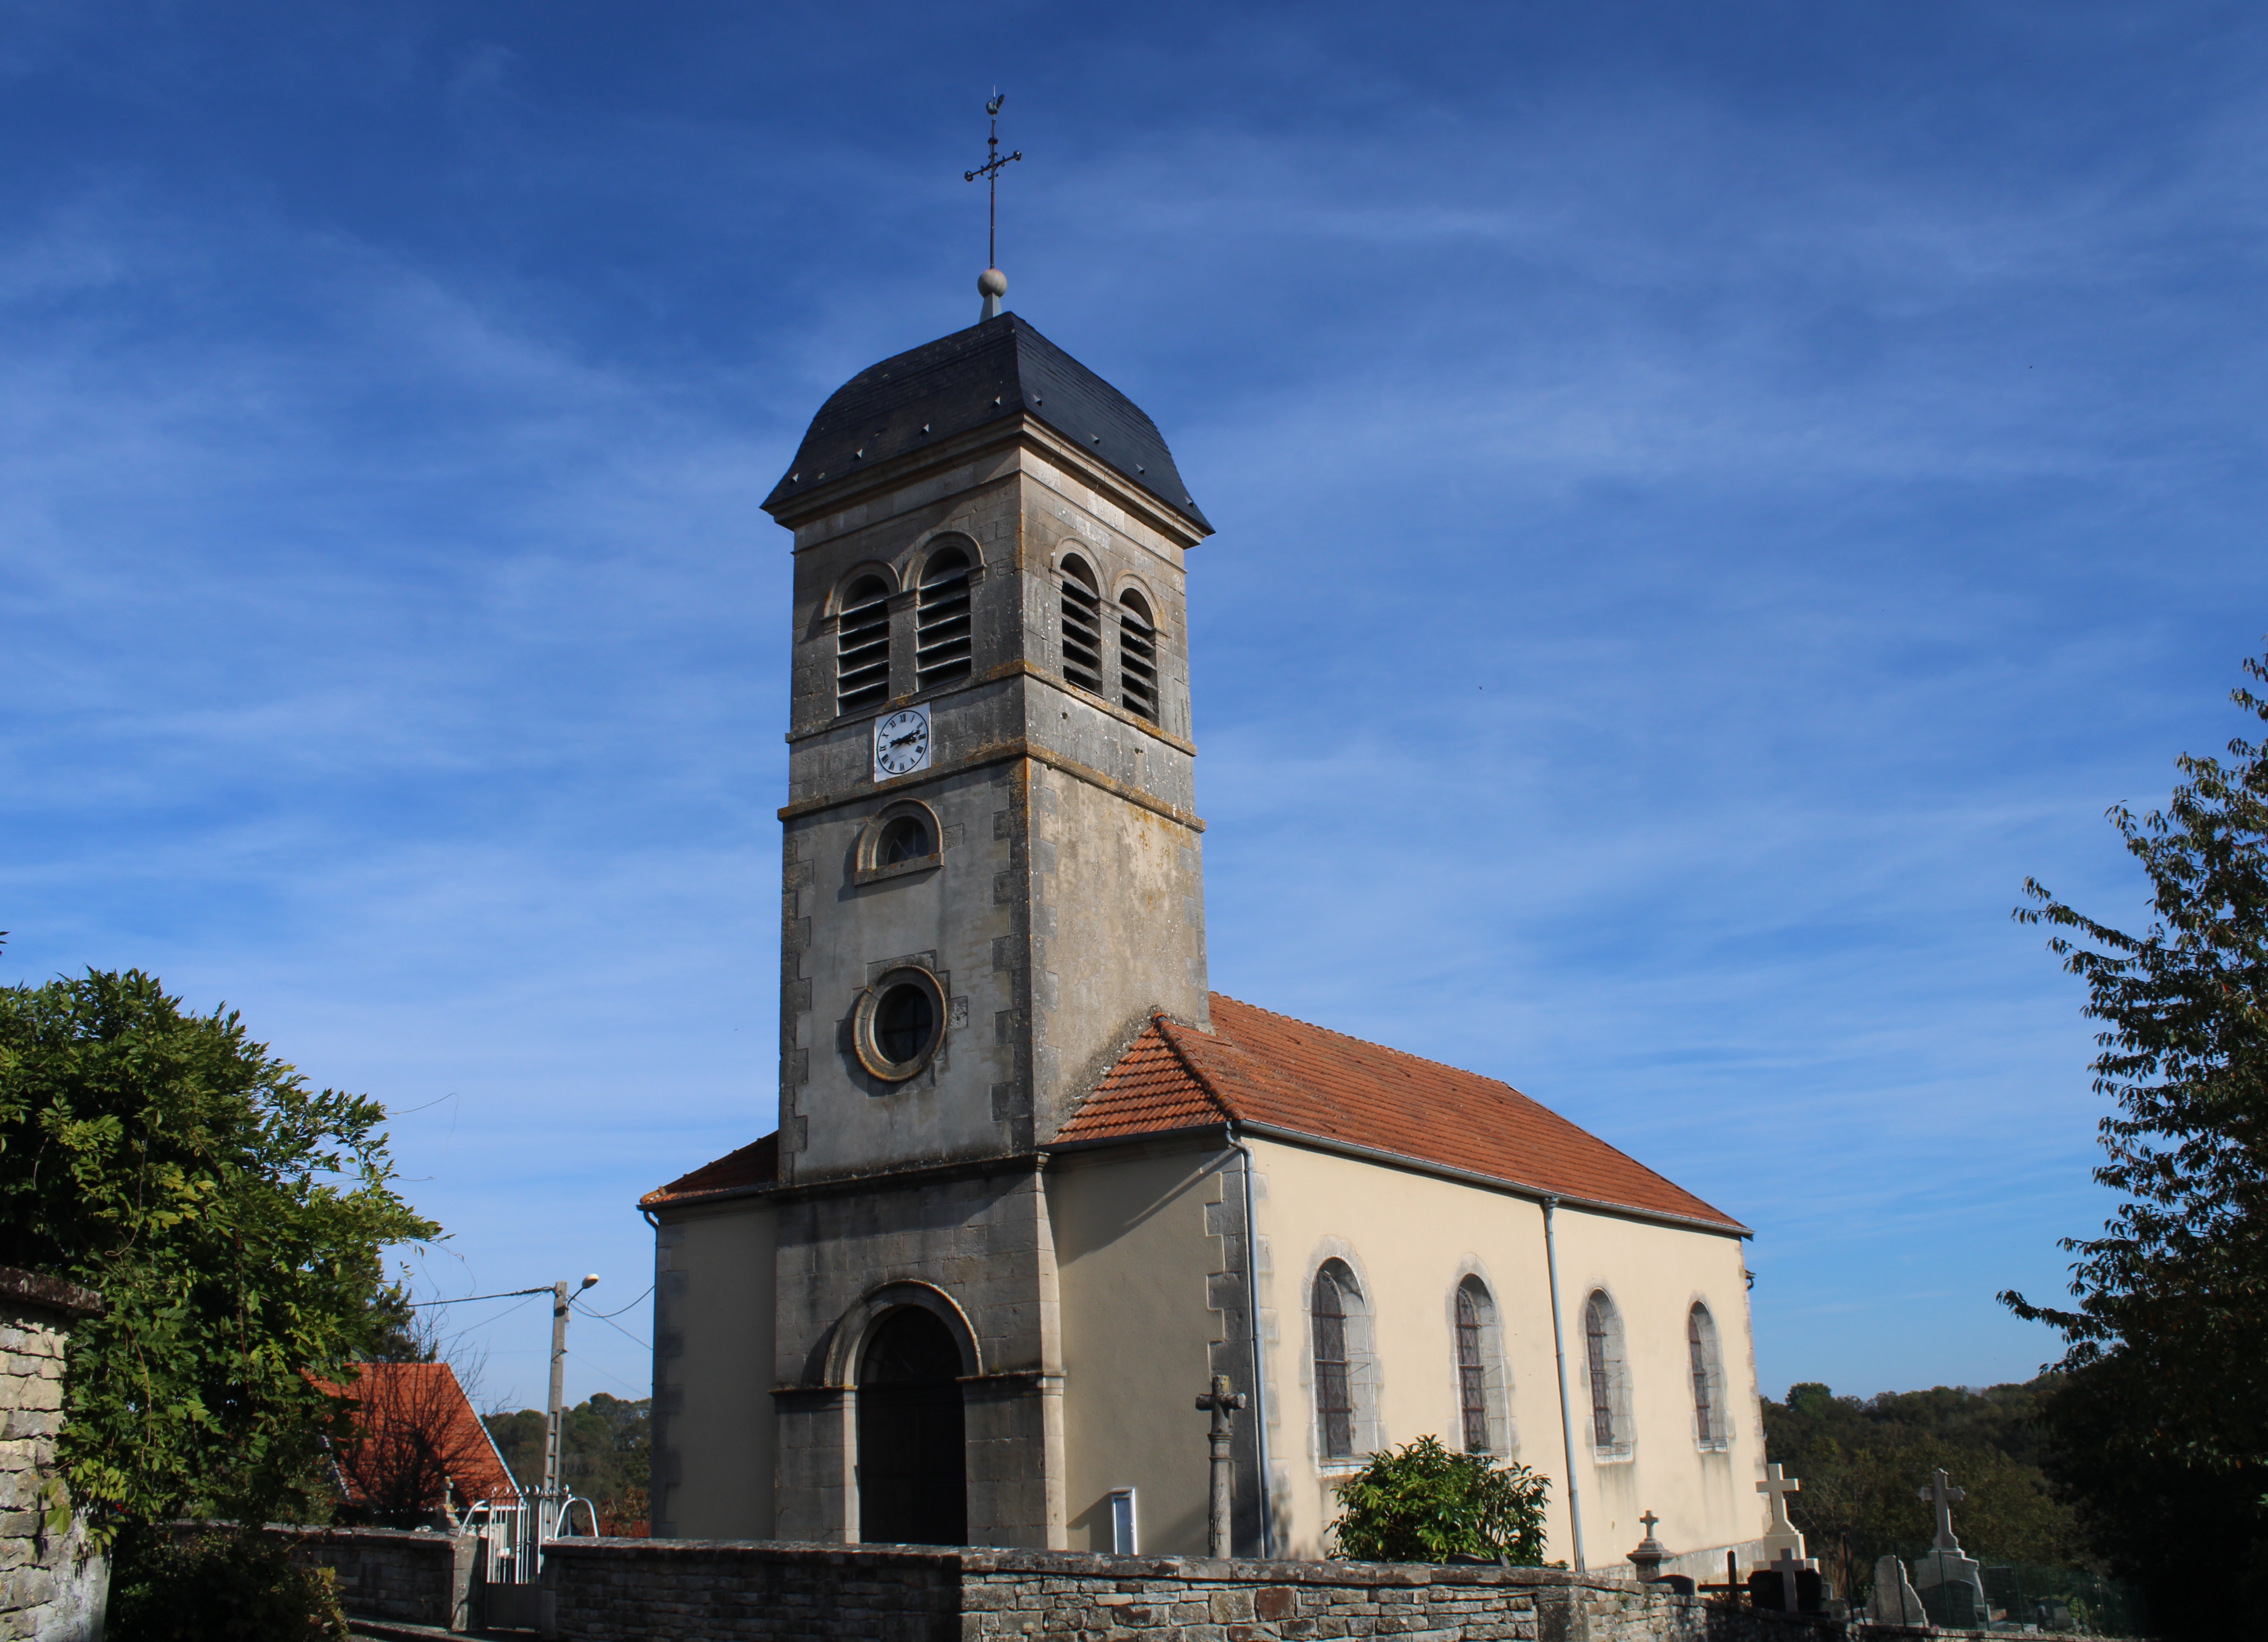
[964,90,1021,320]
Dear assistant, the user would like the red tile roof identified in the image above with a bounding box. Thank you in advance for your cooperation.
[640,1131,779,1209]
[322,1361,520,1508]
[1058,994,1745,1232]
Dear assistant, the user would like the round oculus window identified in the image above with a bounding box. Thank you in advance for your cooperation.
[854,967,947,1080]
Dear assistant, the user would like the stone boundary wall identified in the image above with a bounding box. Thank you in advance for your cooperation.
[0,1267,106,1642]
[539,1540,1839,1642]
[265,1525,477,1631]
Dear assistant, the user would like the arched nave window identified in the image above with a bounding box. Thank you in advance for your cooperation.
[1310,1259,1377,1463]
[1583,1289,1633,1457]
[1688,1302,1732,1450]
[1453,1276,1509,1456]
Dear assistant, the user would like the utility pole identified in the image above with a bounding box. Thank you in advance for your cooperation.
[543,1275,599,1499]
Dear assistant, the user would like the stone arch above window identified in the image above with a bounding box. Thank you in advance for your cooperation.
[1308,1255,1381,1466]
[1582,1288,1635,1460]
[1057,553,1104,695]
[835,569,895,715]
[913,539,976,693]
[852,798,944,886]
[1451,1273,1512,1458]
[1687,1301,1733,1451]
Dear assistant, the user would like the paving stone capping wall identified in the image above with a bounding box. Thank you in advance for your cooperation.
[0,1267,107,1642]
[539,1540,1851,1642]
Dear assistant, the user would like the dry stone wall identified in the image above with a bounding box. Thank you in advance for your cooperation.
[0,1268,106,1642]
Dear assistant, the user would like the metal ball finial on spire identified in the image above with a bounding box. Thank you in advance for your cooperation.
[964,90,1022,321]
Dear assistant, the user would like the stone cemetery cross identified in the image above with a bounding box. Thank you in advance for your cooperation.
[1194,1373,1249,1558]
[1756,1462,1802,1537]
[1919,1467,1967,1553]
[1770,1547,1808,1613]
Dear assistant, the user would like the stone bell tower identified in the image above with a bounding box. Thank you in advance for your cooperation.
[756,292,1213,1547]
[763,304,1213,1187]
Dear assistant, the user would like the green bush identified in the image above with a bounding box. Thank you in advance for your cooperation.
[107,1527,348,1642]
[1328,1435,1553,1565]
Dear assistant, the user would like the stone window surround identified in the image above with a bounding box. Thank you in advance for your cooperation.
[851,963,949,1083]
[1444,1261,1516,1462]
[1581,1283,1637,1464]
[818,530,993,728]
[852,798,945,886]
[1300,1242,1383,1473]
[1686,1296,1735,1452]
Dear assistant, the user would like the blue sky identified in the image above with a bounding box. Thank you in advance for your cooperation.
[5,1,2265,1415]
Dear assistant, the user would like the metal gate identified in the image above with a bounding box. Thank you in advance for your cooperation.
[466,1490,597,1631]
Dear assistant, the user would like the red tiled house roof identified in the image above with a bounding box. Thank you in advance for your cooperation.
[641,997,1740,1233]
[323,1361,520,1509]
[1058,995,1745,1232]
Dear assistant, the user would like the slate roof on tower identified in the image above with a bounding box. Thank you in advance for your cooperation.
[642,999,1741,1233]
[761,313,1212,535]
[1058,994,1747,1233]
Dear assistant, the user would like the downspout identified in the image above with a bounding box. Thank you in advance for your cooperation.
[1542,1195,1587,1572]
[1227,1128,1274,1559]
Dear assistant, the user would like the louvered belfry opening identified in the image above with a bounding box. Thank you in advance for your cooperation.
[1689,1304,1715,1445]
[1118,589,1159,722]
[1456,1282,1490,1455]
[1312,1266,1355,1460]
[836,575,892,714]
[1060,556,1104,694]
[915,548,974,692]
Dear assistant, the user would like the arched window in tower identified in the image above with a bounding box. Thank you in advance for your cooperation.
[1583,1290,1630,1454]
[1455,1279,1492,1454]
[1117,589,1159,722]
[1688,1302,1730,1449]
[915,547,974,692]
[1059,556,1104,694]
[837,575,892,714]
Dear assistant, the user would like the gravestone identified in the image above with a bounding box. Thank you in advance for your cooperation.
[1627,1510,1669,1583]
[1756,1463,1807,1561]
[1868,1554,1927,1626]
[1908,1468,1991,1628]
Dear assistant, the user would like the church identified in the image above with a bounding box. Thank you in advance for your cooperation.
[640,278,1773,1575]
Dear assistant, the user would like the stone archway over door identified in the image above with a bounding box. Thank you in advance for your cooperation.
[856,1306,968,1545]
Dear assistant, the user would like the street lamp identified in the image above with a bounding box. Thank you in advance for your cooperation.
[544,1275,600,1498]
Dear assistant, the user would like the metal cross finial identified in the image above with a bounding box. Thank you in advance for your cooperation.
[964,90,1023,277]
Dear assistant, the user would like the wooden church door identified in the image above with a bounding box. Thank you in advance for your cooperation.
[855,1307,968,1545]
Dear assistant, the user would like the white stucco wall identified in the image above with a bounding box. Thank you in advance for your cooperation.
[653,1197,779,1540]
[1248,1138,1768,1570]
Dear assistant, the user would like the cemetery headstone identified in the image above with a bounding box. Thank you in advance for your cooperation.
[1627,1509,1669,1583]
[1755,1462,1807,1560]
[1868,1554,1927,1626]
[1908,1468,1991,1628]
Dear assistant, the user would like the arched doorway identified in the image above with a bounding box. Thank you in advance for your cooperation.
[855,1306,967,1545]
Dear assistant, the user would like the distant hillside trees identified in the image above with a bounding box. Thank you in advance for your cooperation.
[1760,1378,2083,1593]
[2002,650,2268,1639]
[485,1393,651,1534]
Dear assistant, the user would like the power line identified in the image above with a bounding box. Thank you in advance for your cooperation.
[576,1283,652,1320]
[407,1285,551,1308]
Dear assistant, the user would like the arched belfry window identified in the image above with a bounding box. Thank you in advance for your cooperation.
[1583,1289,1633,1457]
[1117,589,1159,722]
[1059,556,1104,695]
[915,547,974,692]
[1688,1302,1731,1450]
[837,575,892,714]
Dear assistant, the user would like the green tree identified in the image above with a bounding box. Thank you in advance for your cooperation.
[2002,649,2268,1639]
[0,968,440,1534]
[1328,1435,1551,1565]
[483,1393,651,1533]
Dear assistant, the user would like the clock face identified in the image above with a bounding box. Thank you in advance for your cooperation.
[872,705,931,780]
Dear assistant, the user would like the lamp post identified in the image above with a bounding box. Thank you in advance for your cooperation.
[543,1276,600,1499]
